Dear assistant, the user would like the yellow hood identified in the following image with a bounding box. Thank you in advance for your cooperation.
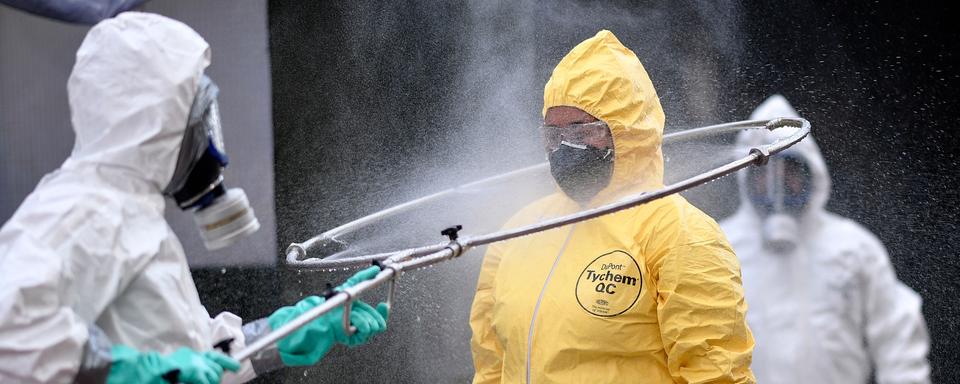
[470,31,754,384]
[543,30,666,198]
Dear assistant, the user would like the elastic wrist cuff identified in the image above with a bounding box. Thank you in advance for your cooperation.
[242,318,285,374]
[75,324,113,384]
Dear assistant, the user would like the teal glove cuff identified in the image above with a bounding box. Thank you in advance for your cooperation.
[106,345,239,384]
[267,266,390,367]
[75,324,113,384]
[336,265,382,290]
[241,318,285,375]
[343,302,390,347]
[268,296,337,367]
[107,345,172,384]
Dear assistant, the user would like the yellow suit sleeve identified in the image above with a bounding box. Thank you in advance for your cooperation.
[656,240,755,384]
[469,244,505,384]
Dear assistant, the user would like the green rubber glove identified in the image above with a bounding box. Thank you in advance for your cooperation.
[107,345,240,384]
[336,266,390,348]
[336,265,382,290]
[268,266,390,366]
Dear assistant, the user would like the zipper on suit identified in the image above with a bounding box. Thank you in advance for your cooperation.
[526,225,576,384]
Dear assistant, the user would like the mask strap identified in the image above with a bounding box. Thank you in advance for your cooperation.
[770,159,785,212]
[601,148,613,160]
[558,140,588,150]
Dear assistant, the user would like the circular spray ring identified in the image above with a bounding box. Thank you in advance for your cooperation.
[284,117,809,269]
[233,117,809,362]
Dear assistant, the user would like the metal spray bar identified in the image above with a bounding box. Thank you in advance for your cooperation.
[286,118,804,268]
[232,117,809,362]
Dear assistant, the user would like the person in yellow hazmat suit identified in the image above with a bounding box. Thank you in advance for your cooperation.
[469,30,755,384]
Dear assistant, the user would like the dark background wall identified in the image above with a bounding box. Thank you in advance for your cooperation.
[2,0,956,383]
[270,0,959,383]
[729,3,960,381]
[269,1,748,382]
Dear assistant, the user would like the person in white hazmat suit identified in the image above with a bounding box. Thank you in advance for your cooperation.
[720,95,931,384]
[0,12,387,384]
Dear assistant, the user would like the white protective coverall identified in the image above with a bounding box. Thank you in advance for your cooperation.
[0,13,257,383]
[720,95,931,384]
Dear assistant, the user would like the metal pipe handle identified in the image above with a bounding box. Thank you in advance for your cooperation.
[234,117,808,362]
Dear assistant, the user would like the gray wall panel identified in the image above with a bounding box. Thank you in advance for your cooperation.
[0,11,84,220]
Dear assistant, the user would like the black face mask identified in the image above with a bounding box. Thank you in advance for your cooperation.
[548,142,614,204]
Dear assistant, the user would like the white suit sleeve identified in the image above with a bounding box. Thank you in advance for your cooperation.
[208,312,261,383]
[0,225,95,382]
[0,199,170,383]
[859,237,931,384]
[207,307,287,381]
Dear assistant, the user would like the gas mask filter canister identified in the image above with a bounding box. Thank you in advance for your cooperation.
[164,75,260,250]
[193,188,260,250]
[761,213,799,254]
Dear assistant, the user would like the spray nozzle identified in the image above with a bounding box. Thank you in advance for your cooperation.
[213,338,234,355]
[321,283,336,300]
[441,225,463,241]
[314,237,350,259]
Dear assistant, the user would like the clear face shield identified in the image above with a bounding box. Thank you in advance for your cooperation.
[745,154,813,254]
[163,75,260,250]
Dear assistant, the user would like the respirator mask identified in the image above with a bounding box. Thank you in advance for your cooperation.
[163,75,260,250]
[745,153,812,254]
[542,121,614,204]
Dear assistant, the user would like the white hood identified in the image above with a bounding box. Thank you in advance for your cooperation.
[63,12,211,191]
[0,13,262,383]
[735,94,831,224]
[721,95,932,384]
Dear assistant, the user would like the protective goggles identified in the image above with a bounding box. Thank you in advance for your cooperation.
[540,121,612,152]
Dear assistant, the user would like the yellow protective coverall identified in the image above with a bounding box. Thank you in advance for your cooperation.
[469,30,755,384]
